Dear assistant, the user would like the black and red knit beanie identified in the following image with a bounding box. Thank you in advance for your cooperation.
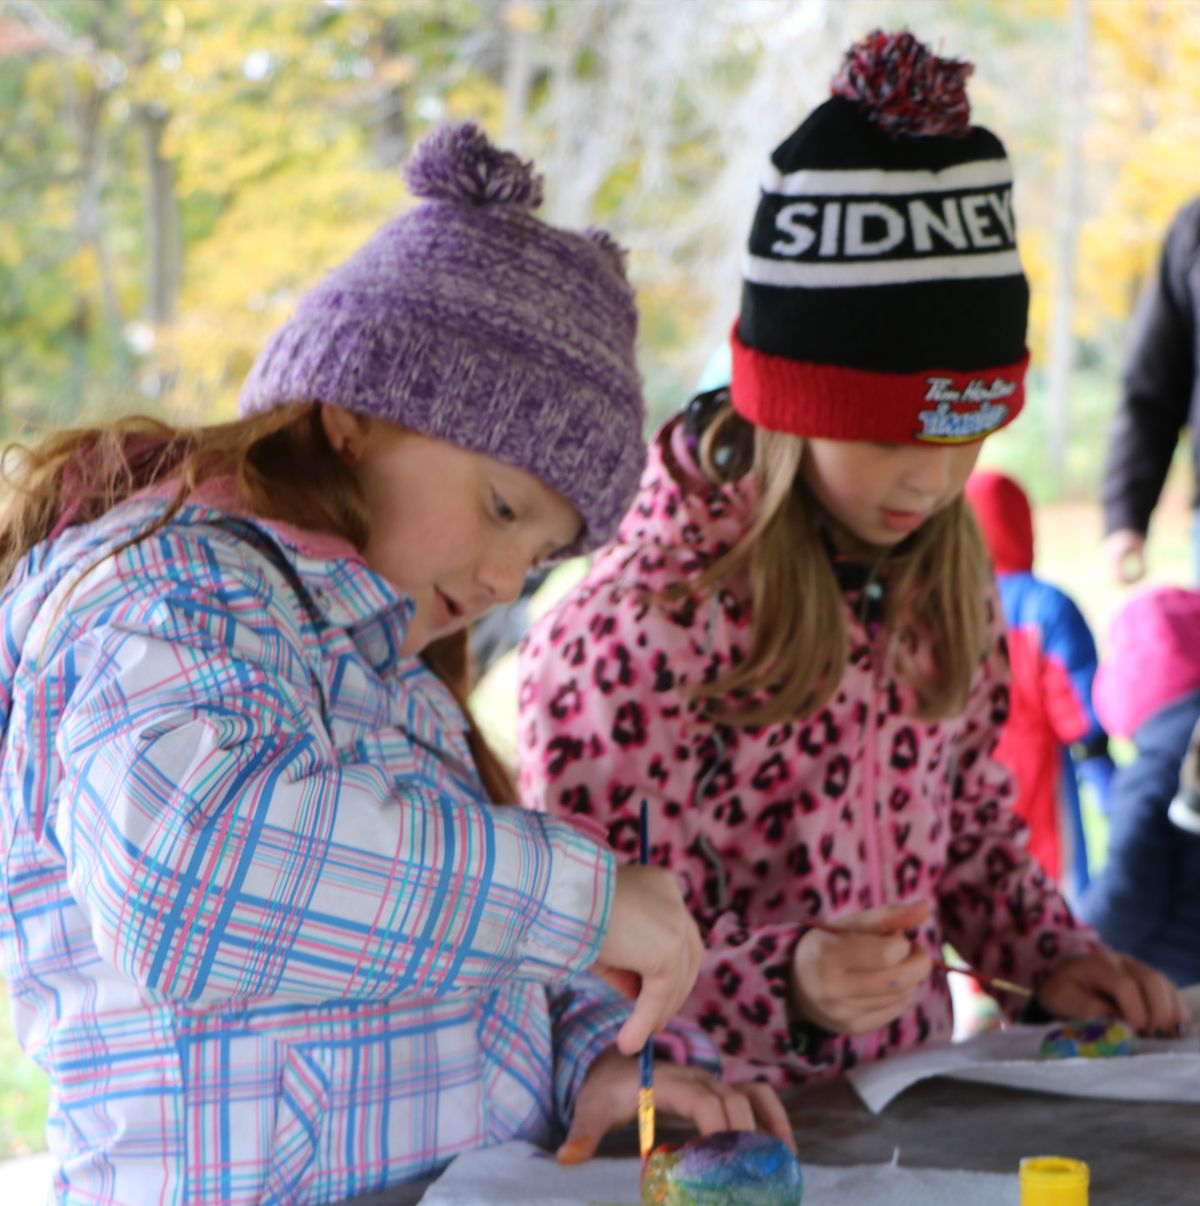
[731,30,1029,445]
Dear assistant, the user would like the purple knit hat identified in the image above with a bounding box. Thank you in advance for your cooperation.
[239,122,645,554]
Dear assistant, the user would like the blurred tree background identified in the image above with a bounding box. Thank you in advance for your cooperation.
[1,0,1199,1164]
[3,0,1199,495]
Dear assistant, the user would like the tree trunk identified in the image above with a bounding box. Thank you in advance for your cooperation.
[501,0,537,150]
[1045,0,1090,487]
[137,104,179,324]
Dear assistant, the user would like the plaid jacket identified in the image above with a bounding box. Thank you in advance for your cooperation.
[0,486,642,1204]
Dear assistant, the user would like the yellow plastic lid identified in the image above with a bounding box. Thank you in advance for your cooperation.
[1019,1156,1089,1205]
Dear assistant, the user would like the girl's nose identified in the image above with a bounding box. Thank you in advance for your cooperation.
[476,555,527,606]
[901,446,954,498]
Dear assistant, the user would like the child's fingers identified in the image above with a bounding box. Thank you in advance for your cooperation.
[831,930,914,972]
[1042,953,1147,1031]
[836,989,916,1017]
[556,1084,613,1165]
[1119,957,1186,1033]
[840,942,933,995]
[1084,959,1149,1033]
[556,1049,630,1165]
[830,899,932,936]
[702,1082,757,1134]
[615,973,680,1056]
[843,1000,913,1036]
[657,1073,756,1136]
[743,1082,796,1150]
[590,964,640,1000]
[555,1131,601,1166]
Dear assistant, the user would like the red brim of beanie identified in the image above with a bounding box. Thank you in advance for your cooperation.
[730,320,1027,445]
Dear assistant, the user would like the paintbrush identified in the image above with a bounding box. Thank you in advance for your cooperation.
[806,919,1034,999]
[637,798,655,1163]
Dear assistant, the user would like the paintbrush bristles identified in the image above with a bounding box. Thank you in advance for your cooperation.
[638,1086,655,1159]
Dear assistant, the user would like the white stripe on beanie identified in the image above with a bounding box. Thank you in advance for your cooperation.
[761,158,1013,198]
[743,248,1024,289]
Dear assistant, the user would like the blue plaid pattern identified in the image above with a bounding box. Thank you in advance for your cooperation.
[0,495,628,1204]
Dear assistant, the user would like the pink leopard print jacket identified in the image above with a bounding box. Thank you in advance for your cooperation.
[517,419,1101,1087]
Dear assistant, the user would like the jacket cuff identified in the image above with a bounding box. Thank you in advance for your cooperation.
[549,974,723,1131]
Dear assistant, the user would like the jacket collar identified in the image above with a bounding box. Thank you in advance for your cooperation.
[128,476,416,678]
[616,416,759,563]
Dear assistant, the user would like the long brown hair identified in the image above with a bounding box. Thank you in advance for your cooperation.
[0,405,517,804]
[681,404,992,727]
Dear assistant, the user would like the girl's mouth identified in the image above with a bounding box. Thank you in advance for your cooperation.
[434,588,463,625]
[880,508,929,534]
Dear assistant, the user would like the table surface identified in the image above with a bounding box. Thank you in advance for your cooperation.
[343,1074,1200,1205]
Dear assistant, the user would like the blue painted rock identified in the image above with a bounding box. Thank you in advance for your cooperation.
[1039,1018,1134,1060]
[641,1131,803,1205]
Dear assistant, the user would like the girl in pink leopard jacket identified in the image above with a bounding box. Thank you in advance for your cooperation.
[517,32,1185,1088]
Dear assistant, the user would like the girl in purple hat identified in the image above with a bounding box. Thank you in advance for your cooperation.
[0,124,789,1204]
[519,32,1186,1091]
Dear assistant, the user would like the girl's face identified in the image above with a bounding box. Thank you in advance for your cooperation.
[799,437,982,549]
[322,406,582,656]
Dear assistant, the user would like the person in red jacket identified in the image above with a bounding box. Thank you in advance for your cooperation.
[517,31,1185,1087]
[964,469,1115,902]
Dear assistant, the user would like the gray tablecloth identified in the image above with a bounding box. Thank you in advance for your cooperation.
[341,1075,1200,1205]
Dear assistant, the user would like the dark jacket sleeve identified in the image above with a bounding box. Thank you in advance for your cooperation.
[1078,694,1200,954]
[1102,199,1200,535]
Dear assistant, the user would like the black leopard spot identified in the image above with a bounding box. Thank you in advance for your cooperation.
[891,727,918,770]
[559,785,592,815]
[715,961,742,999]
[612,699,647,747]
[738,998,771,1026]
[824,754,850,798]
[788,843,811,875]
[546,735,584,778]
[751,752,790,790]
[548,679,581,721]
[828,866,852,907]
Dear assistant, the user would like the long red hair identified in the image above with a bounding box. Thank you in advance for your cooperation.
[0,404,516,803]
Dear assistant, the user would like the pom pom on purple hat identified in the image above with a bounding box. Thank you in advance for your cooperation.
[404,121,545,209]
[239,121,646,555]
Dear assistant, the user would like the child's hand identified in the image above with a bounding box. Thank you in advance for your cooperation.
[592,865,703,1056]
[556,1046,794,1165]
[789,901,933,1035]
[1037,949,1188,1036]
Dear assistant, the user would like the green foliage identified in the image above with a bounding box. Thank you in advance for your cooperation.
[0,981,48,1158]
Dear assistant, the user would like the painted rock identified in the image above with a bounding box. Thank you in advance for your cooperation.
[641,1131,803,1205]
[1039,1018,1134,1060]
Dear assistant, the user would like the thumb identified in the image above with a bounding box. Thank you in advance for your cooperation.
[556,1094,612,1166]
[834,899,933,936]
[591,963,641,1000]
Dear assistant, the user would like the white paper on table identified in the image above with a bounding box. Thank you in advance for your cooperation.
[848,1023,1200,1113]
[418,1141,1017,1206]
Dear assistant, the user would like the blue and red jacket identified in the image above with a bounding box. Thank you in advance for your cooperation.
[965,471,1113,899]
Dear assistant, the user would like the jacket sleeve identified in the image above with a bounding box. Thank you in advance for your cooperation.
[549,972,721,1127]
[1078,710,1196,954]
[1036,588,1104,747]
[519,571,834,1079]
[50,529,614,1006]
[937,593,1103,1014]
[1101,201,1200,536]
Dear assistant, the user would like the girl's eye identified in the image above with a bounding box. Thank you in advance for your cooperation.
[492,490,517,523]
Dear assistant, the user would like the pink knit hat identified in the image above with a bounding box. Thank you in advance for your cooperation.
[1094,586,1200,737]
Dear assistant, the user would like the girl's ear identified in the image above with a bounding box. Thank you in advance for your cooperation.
[318,403,369,468]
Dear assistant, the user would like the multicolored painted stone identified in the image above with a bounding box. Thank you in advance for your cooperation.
[641,1131,803,1205]
[1038,1018,1134,1060]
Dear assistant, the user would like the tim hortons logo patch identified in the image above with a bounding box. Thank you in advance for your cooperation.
[915,375,1017,443]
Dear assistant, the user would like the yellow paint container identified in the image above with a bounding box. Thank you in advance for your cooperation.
[1019,1155,1089,1206]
